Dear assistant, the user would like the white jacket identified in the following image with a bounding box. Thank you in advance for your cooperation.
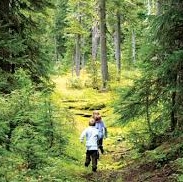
[80,126,99,150]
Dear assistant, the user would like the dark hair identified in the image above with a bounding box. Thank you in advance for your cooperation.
[89,119,96,126]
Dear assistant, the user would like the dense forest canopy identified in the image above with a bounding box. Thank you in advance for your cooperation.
[1,0,183,181]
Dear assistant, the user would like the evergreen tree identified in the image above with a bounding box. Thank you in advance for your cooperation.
[99,0,109,88]
[114,0,183,148]
[0,0,54,93]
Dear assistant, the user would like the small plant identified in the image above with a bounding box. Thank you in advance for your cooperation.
[66,77,83,89]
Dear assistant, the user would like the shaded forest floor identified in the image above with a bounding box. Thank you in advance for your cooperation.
[81,137,180,182]
[52,75,182,182]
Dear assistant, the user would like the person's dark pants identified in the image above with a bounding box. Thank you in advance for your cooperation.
[98,138,104,154]
[85,150,98,172]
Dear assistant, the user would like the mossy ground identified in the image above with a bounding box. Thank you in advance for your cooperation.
[51,74,128,181]
[51,72,183,182]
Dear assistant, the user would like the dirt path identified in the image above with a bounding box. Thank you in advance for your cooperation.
[51,77,176,182]
[79,127,130,181]
[52,75,179,182]
[52,75,129,181]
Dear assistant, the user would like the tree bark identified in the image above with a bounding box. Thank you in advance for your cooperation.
[75,33,81,77]
[114,11,121,80]
[81,37,85,69]
[92,21,100,62]
[173,2,183,130]
[176,69,183,130]
[170,91,177,131]
[99,0,108,89]
[91,21,100,89]
[74,2,82,77]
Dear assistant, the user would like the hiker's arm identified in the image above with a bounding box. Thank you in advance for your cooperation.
[104,127,108,138]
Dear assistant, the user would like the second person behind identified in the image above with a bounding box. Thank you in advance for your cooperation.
[92,110,107,154]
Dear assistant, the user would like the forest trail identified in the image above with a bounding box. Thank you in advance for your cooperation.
[52,75,175,182]
[52,75,130,181]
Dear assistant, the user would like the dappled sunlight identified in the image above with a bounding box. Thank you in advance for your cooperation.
[1,0,182,180]
[51,74,130,181]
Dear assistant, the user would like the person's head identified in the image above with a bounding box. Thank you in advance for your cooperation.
[89,119,96,126]
[95,115,101,122]
[93,110,100,115]
[92,110,100,118]
[93,110,102,121]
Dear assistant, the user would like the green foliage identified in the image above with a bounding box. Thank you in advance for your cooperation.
[2,0,183,181]
[86,60,101,89]
[0,0,55,89]
[114,0,183,151]
[54,0,68,59]
[66,77,83,89]
[0,70,69,181]
[125,129,150,150]
[176,158,183,181]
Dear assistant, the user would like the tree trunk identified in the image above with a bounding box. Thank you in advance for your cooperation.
[81,54,85,69]
[75,33,81,77]
[99,0,108,89]
[81,38,85,69]
[114,11,121,80]
[92,21,100,62]
[170,91,177,131]
[71,48,75,77]
[146,91,153,134]
[91,21,100,89]
[74,5,82,77]
[47,101,54,148]
[176,69,183,130]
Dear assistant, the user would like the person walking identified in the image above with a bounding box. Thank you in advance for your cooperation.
[80,119,99,172]
[92,110,107,154]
